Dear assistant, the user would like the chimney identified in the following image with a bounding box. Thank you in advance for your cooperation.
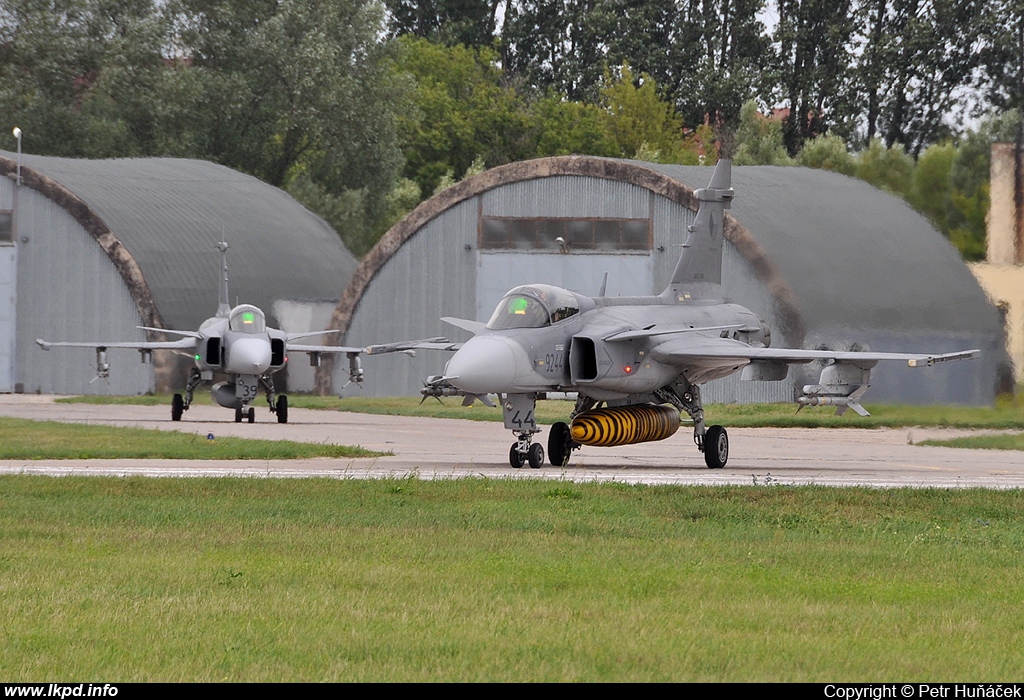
[988,142,1022,265]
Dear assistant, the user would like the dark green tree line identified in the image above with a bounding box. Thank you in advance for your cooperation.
[3,0,1020,261]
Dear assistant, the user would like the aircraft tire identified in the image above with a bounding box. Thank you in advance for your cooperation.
[247,407,255,424]
[528,443,545,469]
[509,444,525,469]
[235,405,243,423]
[171,394,184,422]
[548,422,572,466]
[704,425,728,469]
[276,395,288,424]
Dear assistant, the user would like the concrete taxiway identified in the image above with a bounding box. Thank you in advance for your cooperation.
[1,395,1023,488]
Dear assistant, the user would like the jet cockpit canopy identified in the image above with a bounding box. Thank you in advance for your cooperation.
[229,304,266,333]
[487,284,580,330]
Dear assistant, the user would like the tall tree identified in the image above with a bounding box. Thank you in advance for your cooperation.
[167,0,406,199]
[674,0,772,134]
[599,62,700,163]
[383,0,503,47]
[770,0,856,154]
[599,0,682,98]
[501,0,609,102]
[732,99,792,164]
[396,36,533,196]
[0,0,170,156]
[845,0,982,156]
[977,0,1024,117]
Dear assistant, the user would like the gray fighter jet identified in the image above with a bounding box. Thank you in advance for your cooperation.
[38,242,433,423]
[417,159,978,469]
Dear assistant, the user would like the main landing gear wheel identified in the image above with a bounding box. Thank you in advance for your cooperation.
[704,425,728,469]
[509,444,525,469]
[276,395,288,424]
[234,405,243,423]
[548,422,572,467]
[247,407,255,424]
[171,394,184,422]
[527,443,545,469]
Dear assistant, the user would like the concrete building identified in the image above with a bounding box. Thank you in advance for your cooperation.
[327,157,1004,405]
[969,143,1024,384]
[0,151,357,395]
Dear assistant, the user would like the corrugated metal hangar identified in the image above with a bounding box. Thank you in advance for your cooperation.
[330,156,1007,405]
[0,151,357,395]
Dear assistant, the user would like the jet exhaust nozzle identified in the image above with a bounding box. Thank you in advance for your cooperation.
[570,404,681,447]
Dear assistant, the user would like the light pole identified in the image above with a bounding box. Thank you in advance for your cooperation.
[12,126,21,186]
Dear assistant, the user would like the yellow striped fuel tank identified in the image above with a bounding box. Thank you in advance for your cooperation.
[570,404,681,447]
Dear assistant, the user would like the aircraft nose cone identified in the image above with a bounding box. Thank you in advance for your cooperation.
[226,336,272,374]
[445,336,519,395]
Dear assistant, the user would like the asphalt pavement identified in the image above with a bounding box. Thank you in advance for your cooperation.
[2,395,1023,488]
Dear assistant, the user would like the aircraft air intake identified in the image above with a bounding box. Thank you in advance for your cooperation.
[570,404,681,447]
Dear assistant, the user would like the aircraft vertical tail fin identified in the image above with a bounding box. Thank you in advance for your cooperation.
[216,241,231,317]
[661,159,734,303]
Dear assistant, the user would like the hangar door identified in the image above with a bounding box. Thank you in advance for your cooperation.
[476,216,653,319]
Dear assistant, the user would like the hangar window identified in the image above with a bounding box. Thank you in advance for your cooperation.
[481,217,650,252]
[0,212,12,245]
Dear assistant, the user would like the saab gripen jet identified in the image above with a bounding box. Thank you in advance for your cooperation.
[38,242,433,424]
[418,159,979,469]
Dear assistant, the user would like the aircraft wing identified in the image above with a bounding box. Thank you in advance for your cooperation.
[286,343,367,354]
[649,337,979,369]
[286,330,341,342]
[441,317,487,336]
[37,337,198,351]
[650,337,978,416]
[366,337,462,354]
[287,337,456,355]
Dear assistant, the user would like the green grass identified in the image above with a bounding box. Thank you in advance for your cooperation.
[1,476,1023,681]
[921,433,1024,450]
[0,418,386,460]
[61,393,1024,430]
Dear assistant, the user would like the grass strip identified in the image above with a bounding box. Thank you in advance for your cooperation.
[58,397,1024,429]
[920,433,1024,450]
[60,394,1024,430]
[1,476,1023,681]
[0,417,386,460]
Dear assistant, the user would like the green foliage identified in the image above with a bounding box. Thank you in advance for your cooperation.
[856,138,914,198]
[942,113,1019,262]
[0,0,171,157]
[285,175,376,258]
[797,134,857,175]
[383,0,498,47]
[909,142,956,231]
[0,0,407,257]
[771,0,855,154]
[382,176,423,231]
[599,63,700,164]
[397,36,533,197]
[922,433,1024,450]
[531,96,619,158]
[732,100,793,166]
[948,181,989,262]
[3,476,1024,680]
